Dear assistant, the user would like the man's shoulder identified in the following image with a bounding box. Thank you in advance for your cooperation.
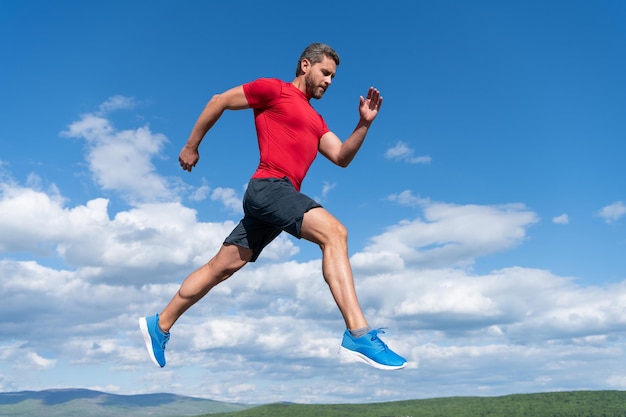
[244,78,284,104]
[245,77,290,94]
[246,78,306,102]
[249,77,285,86]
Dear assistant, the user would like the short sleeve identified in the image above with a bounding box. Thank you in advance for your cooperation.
[242,78,282,108]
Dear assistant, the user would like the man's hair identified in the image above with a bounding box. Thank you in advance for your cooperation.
[295,43,340,76]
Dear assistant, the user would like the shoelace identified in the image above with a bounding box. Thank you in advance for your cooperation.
[369,328,390,351]
[161,333,170,350]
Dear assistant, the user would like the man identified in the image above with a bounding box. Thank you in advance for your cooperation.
[140,43,407,370]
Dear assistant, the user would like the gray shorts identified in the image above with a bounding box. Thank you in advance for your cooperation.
[224,177,322,262]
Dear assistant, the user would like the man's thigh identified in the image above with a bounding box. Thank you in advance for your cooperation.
[300,207,345,245]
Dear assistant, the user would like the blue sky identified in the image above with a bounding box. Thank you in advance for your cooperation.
[1,0,626,405]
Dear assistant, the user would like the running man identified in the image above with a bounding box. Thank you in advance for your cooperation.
[140,43,407,370]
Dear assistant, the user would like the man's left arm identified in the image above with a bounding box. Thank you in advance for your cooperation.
[319,87,383,167]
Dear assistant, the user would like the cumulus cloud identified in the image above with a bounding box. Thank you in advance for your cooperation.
[0,342,56,371]
[188,183,211,202]
[61,98,173,204]
[3,172,626,402]
[385,141,431,164]
[0,179,298,283]
[5,244,626,403]
[2,97,626,404]
[598,201,626,224]
[211,187,243,214]
[357,200,539,269]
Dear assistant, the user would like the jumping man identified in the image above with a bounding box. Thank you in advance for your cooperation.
[140,43,407,370]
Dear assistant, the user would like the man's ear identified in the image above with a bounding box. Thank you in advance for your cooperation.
[300,58,311,74]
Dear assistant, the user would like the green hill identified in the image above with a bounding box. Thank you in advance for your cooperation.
[205,390,626,417]
[1,389,625,417]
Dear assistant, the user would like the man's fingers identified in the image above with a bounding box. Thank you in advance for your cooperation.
[179,158,194,172]
[366,87,382,110]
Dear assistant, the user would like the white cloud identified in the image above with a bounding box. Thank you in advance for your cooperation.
[3,179,626,402]
[351,250,405,274]
[322,181,337,200]
[385,141,431,164]
[211,187,243,214]
[552,213,569,224]
[387,190,429,207]
[385,142,411,159]
[4,248,626,402]
[599,201,626,224]
[97,95,137,115]
[61,98,173,204]
[0,342,56,371]
[0,174,300,284]
[26,352,57,370]
[607,375,626,389]
[0,181,71,253]
[2,98,626,404]
[189,184,211,202]
[362,201,538,268]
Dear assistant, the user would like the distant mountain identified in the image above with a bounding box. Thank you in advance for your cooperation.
[4,389,626,417]
[0,388,252,417]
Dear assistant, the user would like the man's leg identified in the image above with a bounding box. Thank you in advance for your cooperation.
[140,243,251,367]
[159,243,253,332]
[299,207,368,330]
[300,207,407,370]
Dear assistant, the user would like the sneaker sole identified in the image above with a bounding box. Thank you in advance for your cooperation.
[139,317,163,368]
[339,346,407,370]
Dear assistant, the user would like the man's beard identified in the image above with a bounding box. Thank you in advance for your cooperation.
[305,74,325,99]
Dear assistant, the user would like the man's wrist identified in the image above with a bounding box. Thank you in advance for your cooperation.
[184,141,200,151]
[359,119,372,129]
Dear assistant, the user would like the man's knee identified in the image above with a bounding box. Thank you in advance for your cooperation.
[302,208,348,245]
[330,220,348,241]
[211,244,251,280]
[317,218,349,247]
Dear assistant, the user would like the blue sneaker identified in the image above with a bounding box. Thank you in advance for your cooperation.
[340,328,407,370]
[139,314,170,368]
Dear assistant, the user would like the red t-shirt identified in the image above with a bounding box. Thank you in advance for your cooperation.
[243,78,329,191]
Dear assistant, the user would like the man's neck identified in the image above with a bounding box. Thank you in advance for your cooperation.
[292,77,311,99]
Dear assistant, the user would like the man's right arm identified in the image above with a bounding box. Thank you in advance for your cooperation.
[179,85,249,172]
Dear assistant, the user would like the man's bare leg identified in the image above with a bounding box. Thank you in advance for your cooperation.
[300,207,408,370]
[300,207,369,331]
[158,244,252,333]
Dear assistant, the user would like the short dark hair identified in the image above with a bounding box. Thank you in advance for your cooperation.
[295,43,340,76]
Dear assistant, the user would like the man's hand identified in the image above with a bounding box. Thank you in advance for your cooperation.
[359,87,383,125]
[179,145,199,172]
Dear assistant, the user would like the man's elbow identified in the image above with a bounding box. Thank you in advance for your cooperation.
[208,93,237,111]
[336,156,353,168]
[208,93,223,107]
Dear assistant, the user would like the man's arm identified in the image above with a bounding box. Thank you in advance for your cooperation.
[318,87,383,168]
[179,85,249,172]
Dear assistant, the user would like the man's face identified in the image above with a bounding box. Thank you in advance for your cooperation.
[304,55,337,99]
